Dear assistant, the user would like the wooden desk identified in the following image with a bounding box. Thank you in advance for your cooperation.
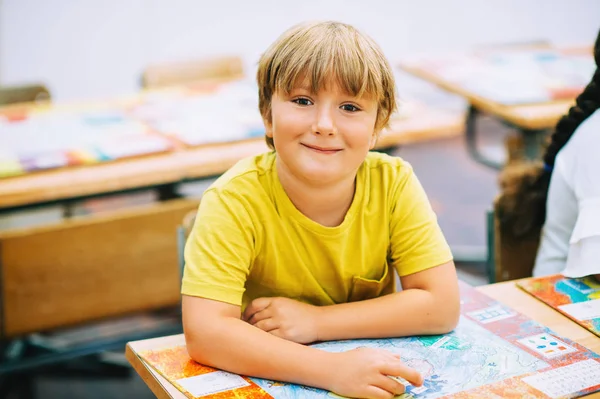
[398,62,574,131]
[0,100,463,212]
[398,46,591,169]
[125,280,600,399]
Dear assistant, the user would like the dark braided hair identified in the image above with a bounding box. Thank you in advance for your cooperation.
[497,29,600,240]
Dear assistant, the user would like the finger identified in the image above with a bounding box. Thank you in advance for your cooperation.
[373,348,400,360]
[254,318,279,333]
[374,375,406,397]
[381,362,423,387]
[248,307,272,325]
[267,329,285,340]
[364,385,395,399]
[243,297,272,321]
[382,352,402,361]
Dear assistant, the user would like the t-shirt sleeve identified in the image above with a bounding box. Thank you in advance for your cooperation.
[564,198,600,278]
[388,163,453,276]
[562,142,600,278]
[533,159,574,277]
[181,188,256,306]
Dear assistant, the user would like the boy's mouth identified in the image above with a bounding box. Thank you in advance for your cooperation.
[301,143,343,154]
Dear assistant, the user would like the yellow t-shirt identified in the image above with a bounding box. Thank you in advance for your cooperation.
[182,151,452,310]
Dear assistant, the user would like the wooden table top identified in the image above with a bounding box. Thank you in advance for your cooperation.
[398,46,592,131]
[125,279,600,398]
[0,97,464,210]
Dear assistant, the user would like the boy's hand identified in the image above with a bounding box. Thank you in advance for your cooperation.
[243,297,321,344]
[327,347,423,399]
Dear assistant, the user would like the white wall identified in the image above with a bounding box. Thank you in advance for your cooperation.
[1,0,598,103]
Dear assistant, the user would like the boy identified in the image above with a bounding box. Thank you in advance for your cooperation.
[182,21,460,399]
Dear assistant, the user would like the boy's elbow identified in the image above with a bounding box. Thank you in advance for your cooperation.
[440,308,460,333]
[183,321,226,366]
[431,297,460,334]
[184,333,212,365]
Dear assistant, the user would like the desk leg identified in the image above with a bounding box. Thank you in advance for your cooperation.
[62,202,75,219]
[467,105,550,169]
[465,106,504,170]
[486,209,496,284]
[521,128,548,161]
[157,183,180,201]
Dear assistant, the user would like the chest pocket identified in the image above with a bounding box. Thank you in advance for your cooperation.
[348,263,394,302]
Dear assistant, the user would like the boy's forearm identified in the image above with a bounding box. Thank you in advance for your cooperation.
[185,317,333,389]
[316,289,459,342]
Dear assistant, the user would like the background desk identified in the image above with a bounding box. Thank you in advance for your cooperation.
[398,45,592,169]
[0,94,464,214]
[125,279,600,399]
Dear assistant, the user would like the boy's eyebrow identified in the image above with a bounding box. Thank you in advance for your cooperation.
[289,82,312,92]
[286,86,375,103]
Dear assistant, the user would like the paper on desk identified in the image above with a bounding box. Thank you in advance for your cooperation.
[139,345,273,399]
[521,359,600,398]
[558,298,600,321]
[176,370,250,397]
[0,153,24,177]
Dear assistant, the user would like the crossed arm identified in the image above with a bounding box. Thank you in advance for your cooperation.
[243,260,460,342]
[182,261,459,398]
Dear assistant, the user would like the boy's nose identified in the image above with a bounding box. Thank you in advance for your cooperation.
[313,107,336,136]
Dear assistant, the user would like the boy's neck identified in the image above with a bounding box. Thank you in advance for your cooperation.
[276,158,356,228]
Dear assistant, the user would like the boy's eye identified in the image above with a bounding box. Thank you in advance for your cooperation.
[341,104,360,112]
[292,97,312,106]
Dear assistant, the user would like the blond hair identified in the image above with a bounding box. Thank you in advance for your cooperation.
[257,21,397,150]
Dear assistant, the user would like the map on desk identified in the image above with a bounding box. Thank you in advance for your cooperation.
[518,274,600,339]
[138,282,600,399]
[403,48,595,106]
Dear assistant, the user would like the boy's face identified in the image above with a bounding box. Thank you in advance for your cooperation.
[266,81,379,186]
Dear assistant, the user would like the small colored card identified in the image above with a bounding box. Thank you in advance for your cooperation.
[517,333,577,358]
[518,274,600,338]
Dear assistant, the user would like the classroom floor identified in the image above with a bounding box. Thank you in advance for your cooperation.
[3,118,510,399]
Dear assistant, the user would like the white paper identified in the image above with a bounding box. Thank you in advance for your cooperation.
[517,333,577,359]
[558,299,600,321]
[176,370,249,397]
[408,385,428,394]
[522,359,600,398]
[467,305,517,324]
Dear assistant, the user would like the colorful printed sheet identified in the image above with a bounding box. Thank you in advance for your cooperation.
[0,106,174,177]
[138,282,600,399]
[0,80,264,179]
[518,274,600,338]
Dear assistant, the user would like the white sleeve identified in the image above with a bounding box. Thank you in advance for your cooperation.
[559,112,600,278]
[532,159,577,277]
[562,197,600,278]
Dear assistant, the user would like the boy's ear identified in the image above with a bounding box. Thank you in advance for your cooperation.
[263,109,273,137]
[369,129,381,150]
[264,118,273,137]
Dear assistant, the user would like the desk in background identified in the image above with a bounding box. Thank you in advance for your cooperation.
[0,79,465,214]
[125,279,600,399]
[398,45,594,169]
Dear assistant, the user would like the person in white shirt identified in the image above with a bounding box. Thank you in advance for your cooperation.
[496,29,600,279]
